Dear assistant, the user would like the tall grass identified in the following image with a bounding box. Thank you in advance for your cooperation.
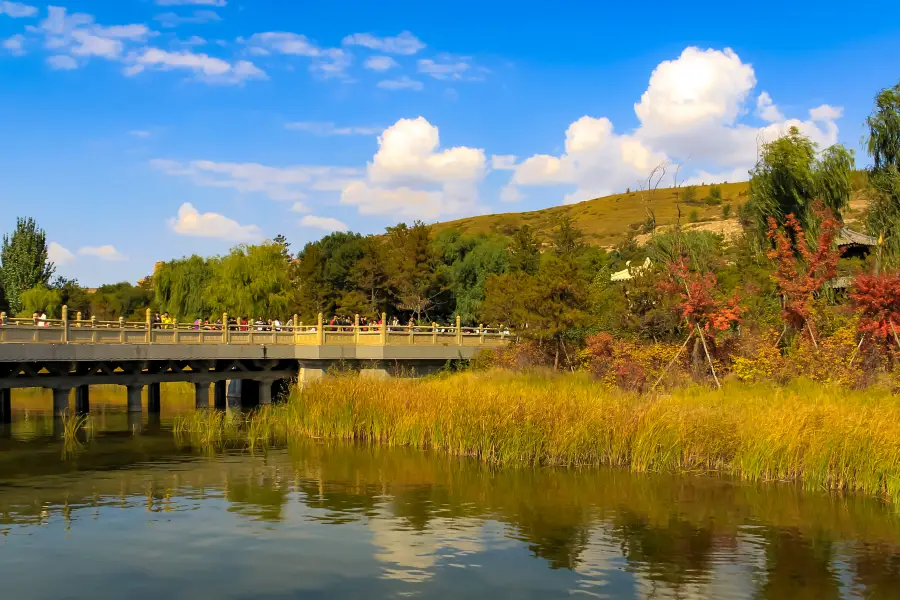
[176,371,900,503]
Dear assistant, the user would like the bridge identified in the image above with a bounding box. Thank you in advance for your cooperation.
[0,307,510,421]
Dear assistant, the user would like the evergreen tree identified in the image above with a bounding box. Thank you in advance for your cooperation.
[866,82,900,266]
[0,217,55,315]
[508,225,541,274]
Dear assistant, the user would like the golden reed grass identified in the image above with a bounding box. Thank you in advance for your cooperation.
[175,371,900,503]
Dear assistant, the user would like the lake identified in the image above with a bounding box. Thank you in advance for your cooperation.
[1,387,899,599]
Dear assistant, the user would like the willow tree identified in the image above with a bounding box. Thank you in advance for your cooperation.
[747,127,853,249]
[0,217,55,315]
[866,82,900,267]
[207,243,294,319]
[153,254,216,319]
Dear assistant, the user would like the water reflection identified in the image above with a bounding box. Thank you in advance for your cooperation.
[0,410,898,598]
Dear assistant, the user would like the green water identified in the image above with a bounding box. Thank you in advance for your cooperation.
[1,401,900,599]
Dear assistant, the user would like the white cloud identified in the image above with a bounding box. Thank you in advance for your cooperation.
[340,117,487,220]
[342,31,424,55]
[417,55,471,80]
[377,76,423,91]
[290,201,309,213]
[363,55,398,71]
[169,203,261,241]
[3,34,25,55]
[756,91,784,122]
[491,155,517,170]
[300,215,348,233]
[78,245,127,261]
[810,104,843,121]
[133,48,266,84]
[46,54,77,70]
[179,35,207,46]
[129,130,152,138]
[70,30,123,58]
[48,242,75,266]
[244,32,350,78]
[154,10,220,28]
[505,46,845,205]
[150,158,361,201]
[0,1,37,18]
[285,121,381,136]
[156,0,226,5]
[499,185,522,203]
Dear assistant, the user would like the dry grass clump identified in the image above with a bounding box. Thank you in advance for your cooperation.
[176,371,900,503]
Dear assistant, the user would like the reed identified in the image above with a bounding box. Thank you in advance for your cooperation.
[177,371,900,503]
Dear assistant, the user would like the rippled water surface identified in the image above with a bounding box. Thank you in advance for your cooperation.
[1,387,900,599]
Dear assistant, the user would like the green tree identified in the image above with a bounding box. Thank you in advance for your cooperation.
[508,225,541,274]
[550,215,586,259]
[681,186,698,204]
[207,243,294,319]
[91,282,153,321]
[443,234,510,324]
[18,285,63,317]
[351,236,390,316]
[154,254,216,319]
[746,127,853,245]
[866,82,900,266]
[51,276,91,317]
[384,222,444,322]
[0,217,55,315]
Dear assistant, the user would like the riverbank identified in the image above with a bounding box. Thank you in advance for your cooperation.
[174,371,900,503]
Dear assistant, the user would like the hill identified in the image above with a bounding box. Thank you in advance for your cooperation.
[433,179,870,248]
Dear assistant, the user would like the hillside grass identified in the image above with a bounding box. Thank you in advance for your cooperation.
[175,371,900,504]
[433,175,871,246]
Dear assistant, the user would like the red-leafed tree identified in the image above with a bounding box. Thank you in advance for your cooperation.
[851,272,900,349]
[658,256,744,335]
[655,256,744,389]
[766,206,841,346]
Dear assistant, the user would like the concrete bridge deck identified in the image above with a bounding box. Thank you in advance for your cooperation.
[0,308,511,420]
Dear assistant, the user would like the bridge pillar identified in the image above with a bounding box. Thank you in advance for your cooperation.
[214,380,227,410]
[240,380,259,409]
[126,384,143,413]
[194,381,211,409]
[226,379,243,410]
[360,362,392,379]
[52,387,71,417]
[147,382,161,413]
[75,385,90,414]
[0,388,10,424]
[298,363,325,389]
[258,379,273,406]
[128,411,144,435]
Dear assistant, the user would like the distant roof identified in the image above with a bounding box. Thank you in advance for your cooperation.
[836,228,877,247]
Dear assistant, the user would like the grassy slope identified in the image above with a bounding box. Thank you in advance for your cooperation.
[433,177,871,247]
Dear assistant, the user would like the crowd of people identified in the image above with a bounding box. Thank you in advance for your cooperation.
[145,312,509,335]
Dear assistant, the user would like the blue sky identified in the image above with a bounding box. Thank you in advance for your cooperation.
[1,0,898,286]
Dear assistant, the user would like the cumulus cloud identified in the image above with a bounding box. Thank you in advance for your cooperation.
[244,32,349,78]
[2,34,25,55]
[169,203,261,241]
[78,245,127,261]
[363,55,398,71]
[340,117,487,220]
[150,158,361,202]
[756,91,784,122]
[285,121,381,136]
[300,215,348,232]
[48,242,75,266]
[290,201,310,213]
[342,31,424,55]
[0,1,37,18]
[377,76,423,91]
[505,46,845,205]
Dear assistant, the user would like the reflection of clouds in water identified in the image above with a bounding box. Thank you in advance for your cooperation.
[367,508,487,583]
[572,525,764,599]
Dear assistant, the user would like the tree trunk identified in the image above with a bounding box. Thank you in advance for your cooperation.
[554,340,560,371]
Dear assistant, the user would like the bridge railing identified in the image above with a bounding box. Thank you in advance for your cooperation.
[0,308,511,347]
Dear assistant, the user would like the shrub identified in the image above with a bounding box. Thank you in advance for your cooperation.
[688,209,700,223]
[721,203,732,219]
